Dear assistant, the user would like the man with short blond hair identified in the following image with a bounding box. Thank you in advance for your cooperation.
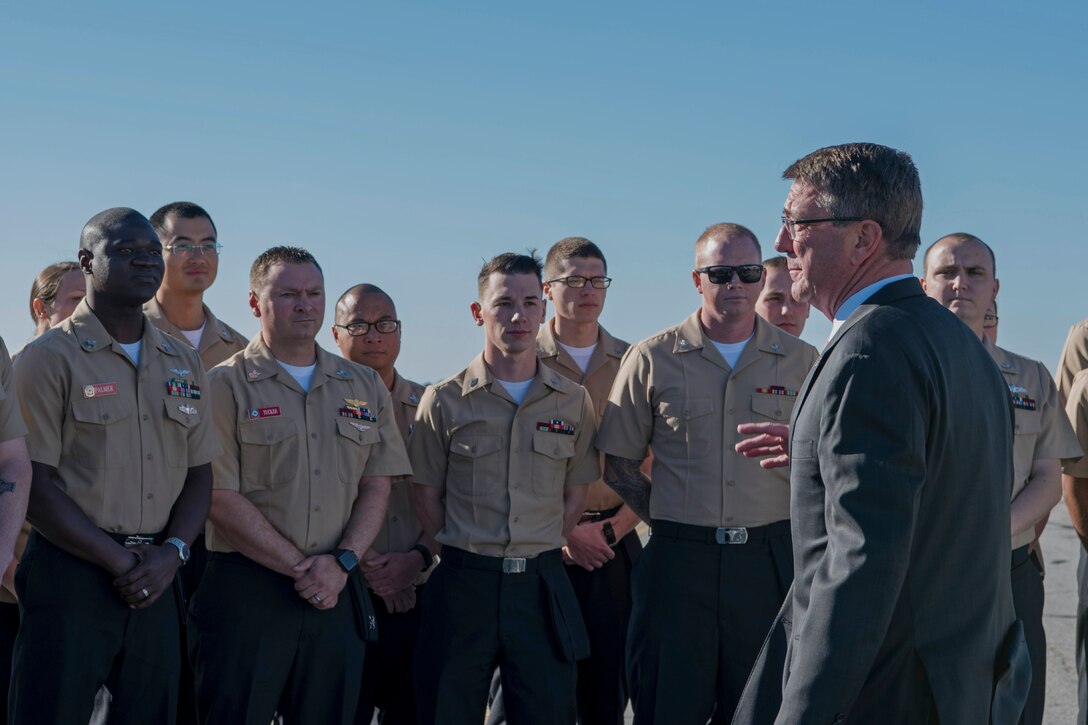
[598,223,816,724]
[755,256,810,337]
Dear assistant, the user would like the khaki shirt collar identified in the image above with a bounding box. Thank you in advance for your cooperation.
[459,352,565,404]
[143,297,239,351]
[70,298,183,362]
[672,311,784,373]
[391,370,421,406]
[241,335,354,393]
[984,336,1018,377]
[537,319,626,380]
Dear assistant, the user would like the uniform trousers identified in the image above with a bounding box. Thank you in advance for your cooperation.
[176,532,209,725]
[1079,547,1088,725]
[414,547,589,725]
[9,530,182,725]
[629,519,792,725]
[487,525,643,725]
[355,584,424,725]
[1010,544,1045,725]
[188,552,365,725]
[0,601,18,725]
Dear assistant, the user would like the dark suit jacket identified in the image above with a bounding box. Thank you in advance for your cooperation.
[735,278,1021,724]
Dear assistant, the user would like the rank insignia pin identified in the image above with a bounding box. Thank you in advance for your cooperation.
[170,368,191,377]
[679,340,689,348]
[470,378,478,387]
[162,342,173,352]
[178,404,198,415]
[220,330,232,341]
[1002,362,1014,370]
[82,339,96,349]
[409,393,418,403]
[336,369,349,378]
[770,343,781,352]
[248,370,261,379]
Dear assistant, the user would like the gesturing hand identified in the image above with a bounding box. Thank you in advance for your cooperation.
[735,422,791,469]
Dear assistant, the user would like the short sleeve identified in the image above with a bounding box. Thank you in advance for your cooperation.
[361,387,413,478]
[208,368,242,492]
[564,388,601,487]
[406,385,449,490]
[596,346,654,461]
[13,342,63,466]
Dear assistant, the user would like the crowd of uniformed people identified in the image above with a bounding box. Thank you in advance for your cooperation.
[1,141,1088,725]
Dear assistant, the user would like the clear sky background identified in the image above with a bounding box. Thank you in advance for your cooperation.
[2,2,1085,384]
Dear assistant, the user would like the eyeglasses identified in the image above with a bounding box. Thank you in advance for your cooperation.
[164,242,222,257]
[546,275,612,289]
[695,264,764,285]
[983,314,999,327]
[334,319,401,336]
[780,214,864,240]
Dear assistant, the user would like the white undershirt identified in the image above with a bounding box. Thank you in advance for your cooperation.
[279,361,318,392]
[711,337,751,369]
[118,339,142,367]
[496,377,533,405]
[178,321,206,349]
[558,342,597,374]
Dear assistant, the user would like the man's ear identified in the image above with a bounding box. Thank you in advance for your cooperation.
[470,301,484,326]
[849,219,883,266]
[249,290,261,318]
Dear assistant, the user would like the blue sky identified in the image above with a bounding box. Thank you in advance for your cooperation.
[2,2,1084,383]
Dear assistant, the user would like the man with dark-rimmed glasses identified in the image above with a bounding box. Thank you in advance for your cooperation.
[332,283,433,725]
[597,223,816,724]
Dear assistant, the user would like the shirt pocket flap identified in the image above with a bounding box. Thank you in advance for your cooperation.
[163,398,200,427]
[450,433,503,458]
[532,430,577,460]
[1014,408,1042,436]
[239,419,295,446]
[71,400,131,426]
[335,416,382,445]
[750,393,794,421]
[657,397,715,421]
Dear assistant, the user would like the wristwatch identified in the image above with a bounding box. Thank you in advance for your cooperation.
[164,537,190,565]
[331,548,359,573]
[411,543,434,572]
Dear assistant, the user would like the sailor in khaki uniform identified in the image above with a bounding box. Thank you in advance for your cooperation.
[190,248,411,725]
[11,208,217,725]
[597,224,818,724]
[146,201,245,724]
[332,283,431,725]
[410,253,599,725]
[922,233,1082,725]
[146,202,245,370]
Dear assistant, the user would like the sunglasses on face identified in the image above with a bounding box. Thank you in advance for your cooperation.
[695,264,764,285]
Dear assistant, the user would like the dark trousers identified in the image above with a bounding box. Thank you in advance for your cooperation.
[414,547,587,725]
[487,530,642,725]
[176,532,209,725]
[188,552,364,725]
[9,531,182,725]
[629,520,793,725]
[1010,545,1045,725]
[1077,546,1088,725]
[0,601,18,725]
[356,585,423,725]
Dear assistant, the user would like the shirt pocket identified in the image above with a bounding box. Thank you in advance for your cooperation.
[653,397,716,458]
[449,433,504,496]
[70,399,133,470]
[1013,406,1041,438]
[335,416,382,486]
[750,392,796,422]
[238,418,298,489]
[531,430,577,496]
[162,398,200,468]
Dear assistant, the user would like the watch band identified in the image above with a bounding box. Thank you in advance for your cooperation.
[411,544,434,571]
[331,548,359,573]
[164,537,190,564]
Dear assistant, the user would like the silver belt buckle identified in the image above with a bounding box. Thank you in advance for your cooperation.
[502,557,527,574]
[123,535,154,548]
[715,527,748,545]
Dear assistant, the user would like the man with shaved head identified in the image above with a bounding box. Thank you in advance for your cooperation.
[11,208,218,724]
[922,232,1081,725]
[596,224,817,723]
[332,283,430,725]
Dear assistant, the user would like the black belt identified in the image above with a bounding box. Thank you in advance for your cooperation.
[440,546,561,575]
[104,531,163,547]
[1011,544,1031,567]
[650,519,790,545]
[579,504,623,524]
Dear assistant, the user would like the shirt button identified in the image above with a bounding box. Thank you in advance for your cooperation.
[142,414,149,421]
[146,454,153,460]
[513,517,520,523]
[726,516,734,522]
[313,469,321,476]
[103,414,111,421]
[726,480,735,487]
[727,408,734,414]
[391,516,398,522]
[147,493,154,500]
[311,433,318,439]
[310,542,318,548]
[313,505,321,512]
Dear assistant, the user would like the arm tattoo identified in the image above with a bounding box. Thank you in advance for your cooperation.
[604,455,651,524]
[0,480,13,496]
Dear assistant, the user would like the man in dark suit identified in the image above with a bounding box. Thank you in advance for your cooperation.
[734,143,1027,724]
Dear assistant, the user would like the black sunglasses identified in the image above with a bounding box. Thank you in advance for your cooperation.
[695,264,764,285]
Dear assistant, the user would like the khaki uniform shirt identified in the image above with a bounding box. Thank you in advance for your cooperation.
[207,337,412,556]
[0,339,28,606]
[408,354,600,558]
[14,299,219,534]
[597,312,818,528]
[1058,319,1088,404]
[144,297,247,370]
[1061,369,1088,476]
[370,372,426,556]
[986,339,1082,549]
[537,320,629,511]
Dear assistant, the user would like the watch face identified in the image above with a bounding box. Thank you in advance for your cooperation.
[337,549,359,571]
